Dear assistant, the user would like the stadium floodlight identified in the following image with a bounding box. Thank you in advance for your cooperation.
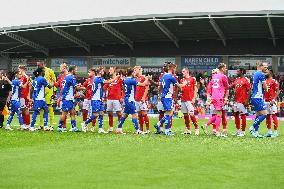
[209,16,226,47]
[153,17,179,48]
[0,51,9,59]
[3,31,49,56]
[101,22,134,50]
[267,15,277,47]
[51,26,91,53]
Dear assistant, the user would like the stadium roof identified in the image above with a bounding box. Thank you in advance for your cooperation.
[1,10,284,58]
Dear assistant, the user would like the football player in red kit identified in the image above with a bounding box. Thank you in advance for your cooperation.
[180,68,199,135]
[18,65,31,129]
[134,66,150,134]
[264,69,279,137]
[104,67,123,132]
[231,68,251,137]
[82,68,97,131]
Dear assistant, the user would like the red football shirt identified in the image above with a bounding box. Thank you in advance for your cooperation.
[180,76,197,102]
[135,75,148,101]
[83,77,94,100]
[264,78,279,102]
[106,78,124,100]
[54,73,67,97]
[232,77,251,104]
[20,75,30,98]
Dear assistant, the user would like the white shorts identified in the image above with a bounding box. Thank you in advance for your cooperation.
[233,102,247,114]
[82,99,91,110]
[157,101,164,111]
[181,101,194,114]
[20,98,28,109]
[106,100,122,112]
[135,101,148,111]
[265,102,277,114]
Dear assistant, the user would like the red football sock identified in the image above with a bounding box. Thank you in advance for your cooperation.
[266,114,272,129]
[23,113,27,125]
[234,112,240,130]
[143,114,150,130]
[108,114,114,128]
[272,114,278,130]
[92,118,97,127]
[184,115,190,129]
[138,115,144,131]
[190,115,198,129]
[240,114,246,131]
[83,109,88,121]
[222,110,227,130]
[159,111,164,128]
[26,113,30,125]
[22,112,26,125]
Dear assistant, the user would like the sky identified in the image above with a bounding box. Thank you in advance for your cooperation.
[0,0,284,28]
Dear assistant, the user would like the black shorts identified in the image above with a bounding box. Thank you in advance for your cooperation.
[0,100,6,111]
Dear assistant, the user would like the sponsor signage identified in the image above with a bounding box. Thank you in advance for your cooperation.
[181,56,222,72]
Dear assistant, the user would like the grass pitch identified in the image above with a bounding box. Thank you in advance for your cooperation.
[0,116,283,189]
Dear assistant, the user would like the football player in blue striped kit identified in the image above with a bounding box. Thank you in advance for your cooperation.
[29,68,54,131]
[6,71,29,130]
[57,65,85,132]
[116,68,149,134]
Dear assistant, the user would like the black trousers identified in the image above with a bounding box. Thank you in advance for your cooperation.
[0,100,6,127]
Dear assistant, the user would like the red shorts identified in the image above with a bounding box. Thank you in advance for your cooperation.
[212,99,224,111]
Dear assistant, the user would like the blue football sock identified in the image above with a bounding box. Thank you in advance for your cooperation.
[31,111,39,128]
[132,118,139,130]
[7,112,15,125]
[156,116,166,126]
[16,111,23,126]
[71,120,76,128]
[58,120,64,129]
[253,114,266,132]
[98,115,103,129]
[117,117,125,128]
[85,115,96,124]
[165,115,171,129]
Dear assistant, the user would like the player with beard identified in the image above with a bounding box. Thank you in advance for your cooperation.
[231,68,251,137]
[104,67,123,133]
[264,69,279,137]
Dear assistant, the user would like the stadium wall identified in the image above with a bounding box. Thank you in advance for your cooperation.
[2,55,283,76]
